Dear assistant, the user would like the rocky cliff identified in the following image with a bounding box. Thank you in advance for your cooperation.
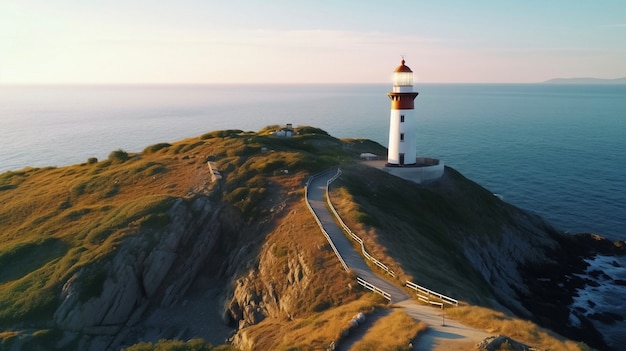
[50,196,224,349]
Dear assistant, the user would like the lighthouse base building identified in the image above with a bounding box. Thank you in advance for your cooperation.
[383,157,444,184]
[364,59,443,184]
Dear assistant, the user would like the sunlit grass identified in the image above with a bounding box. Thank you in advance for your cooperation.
[238,295,384,351]
[0,126,381,348]
[329,164,506,304]
[0,125,588,351]
[349,308,426,351]
[447,305,590,351]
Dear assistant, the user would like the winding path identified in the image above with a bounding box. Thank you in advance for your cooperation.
[306,169,490,350]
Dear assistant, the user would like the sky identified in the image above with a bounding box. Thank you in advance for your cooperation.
[1,0,625,84]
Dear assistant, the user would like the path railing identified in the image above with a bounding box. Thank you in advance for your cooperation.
[325,169,396,278]
[357,277,391,301]
[306,170,391,301]
[323,168,459,307]
[406,280,458,307]
[305,172,349,272]
[307,169,460,305]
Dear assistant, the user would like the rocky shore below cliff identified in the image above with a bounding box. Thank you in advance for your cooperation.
[519,233,625,350]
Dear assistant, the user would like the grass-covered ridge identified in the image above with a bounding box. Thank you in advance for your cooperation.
[328,164,591,350]
[329,163,506,303]
[0,126,385,348]
[1,125,587,350]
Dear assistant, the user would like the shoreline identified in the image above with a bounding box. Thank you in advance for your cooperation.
[520,233,625,350]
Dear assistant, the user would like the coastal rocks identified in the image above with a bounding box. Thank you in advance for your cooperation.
[53,196,224,349]
[477,335,539,351]
[461,210,561,316]
[517,233,625,350]
[460,200,625,349]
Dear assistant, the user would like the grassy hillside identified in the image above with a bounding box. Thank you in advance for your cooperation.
[0,125,590,350]
[0,126,386,349]
[328,164,592,350]
[329,163,504,303]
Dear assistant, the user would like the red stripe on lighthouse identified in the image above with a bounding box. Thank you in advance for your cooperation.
[387,92,419,110]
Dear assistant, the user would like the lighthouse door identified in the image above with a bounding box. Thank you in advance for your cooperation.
[399,153,405,165]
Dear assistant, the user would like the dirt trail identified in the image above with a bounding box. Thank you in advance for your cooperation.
[306,169,491,350]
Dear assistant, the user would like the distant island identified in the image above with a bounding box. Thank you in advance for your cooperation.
[543,77,626,84]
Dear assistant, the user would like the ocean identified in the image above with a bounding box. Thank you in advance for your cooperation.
[2,84,624,239]
[1,83,625,346]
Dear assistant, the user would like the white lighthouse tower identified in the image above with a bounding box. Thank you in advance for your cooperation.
[387,59,419,166]
[364,59,443,183]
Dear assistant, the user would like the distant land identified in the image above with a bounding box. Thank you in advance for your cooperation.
[543,77,626,84]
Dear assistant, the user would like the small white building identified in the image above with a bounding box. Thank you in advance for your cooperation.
[273,123,295,137]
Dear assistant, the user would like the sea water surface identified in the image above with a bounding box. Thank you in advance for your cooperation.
[2,84,624,239]
[1,83,625,345]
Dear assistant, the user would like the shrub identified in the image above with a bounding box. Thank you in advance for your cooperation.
[200,129,243,139]
[143,143,171,154]
[108,149,130,163]
[181,141,205,152]
[295,126,329,135]
[87,157,98,164]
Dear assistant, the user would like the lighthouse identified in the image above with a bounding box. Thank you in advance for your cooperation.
[387,59,419,166]
[362,59,443,183]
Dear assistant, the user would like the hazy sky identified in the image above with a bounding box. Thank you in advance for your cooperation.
[1,0,625,84]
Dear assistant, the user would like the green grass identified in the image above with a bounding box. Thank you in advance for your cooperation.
[143,142,172,154]
[123,339,238,351]
[0,125,589,351]
[329,163,509,303]
[0,126,375,343]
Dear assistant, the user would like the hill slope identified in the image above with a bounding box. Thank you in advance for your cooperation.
[1,126,621,350]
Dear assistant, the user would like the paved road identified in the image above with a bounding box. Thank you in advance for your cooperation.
[306,169,491,350]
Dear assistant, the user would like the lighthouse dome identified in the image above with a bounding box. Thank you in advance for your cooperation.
[394,59,412,73]
[392,59,413,88]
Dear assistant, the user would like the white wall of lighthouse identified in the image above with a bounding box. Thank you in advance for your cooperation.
[388,108,417,165]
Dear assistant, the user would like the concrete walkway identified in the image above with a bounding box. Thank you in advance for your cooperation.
[306,169,491,350]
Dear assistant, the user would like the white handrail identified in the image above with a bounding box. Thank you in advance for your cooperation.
[326,169,396,278]
[305,174,349,272]
[357,277,391,301]
[406,280,458,306]
[307,168,458,307]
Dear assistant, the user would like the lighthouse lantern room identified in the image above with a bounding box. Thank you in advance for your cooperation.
[387,59,419,166]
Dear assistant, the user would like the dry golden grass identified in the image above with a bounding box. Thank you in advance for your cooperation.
[447,305,591,351]
[327,164,592,350]
[237,295,383,351]
[0,128,354,329]
[328,186,410,283]
[328,164,507,305]
[349,308,427,351]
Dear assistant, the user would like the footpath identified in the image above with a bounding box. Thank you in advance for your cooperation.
[306,169,490,350]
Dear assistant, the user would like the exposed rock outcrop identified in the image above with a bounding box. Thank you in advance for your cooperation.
[225,244,313,329]
[461,211,561,316]
[53,196,224,350]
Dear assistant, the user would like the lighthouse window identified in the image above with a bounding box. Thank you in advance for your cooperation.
[400,115,405,123]
[400,133,405,141]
